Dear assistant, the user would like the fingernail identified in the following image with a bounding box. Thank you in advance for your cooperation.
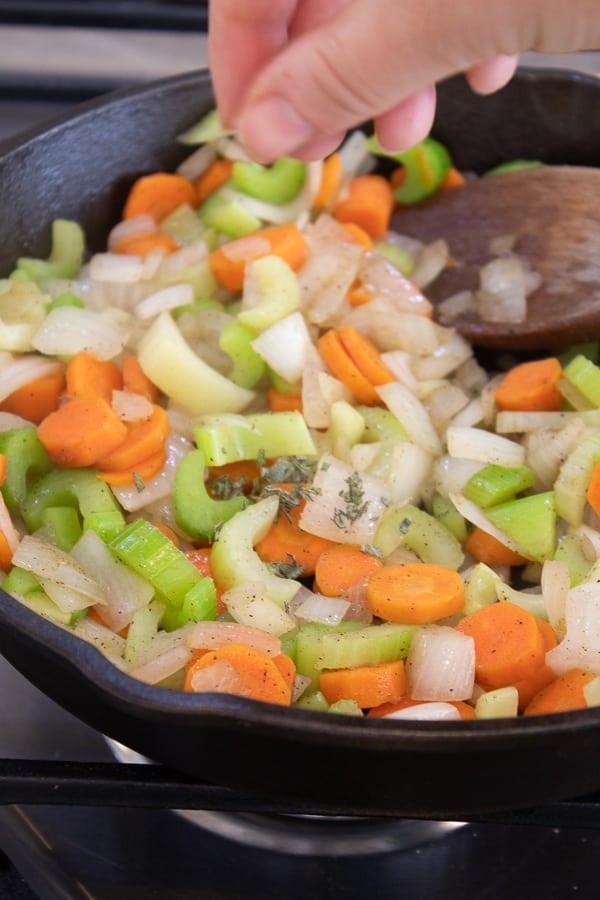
[238,95,315,161]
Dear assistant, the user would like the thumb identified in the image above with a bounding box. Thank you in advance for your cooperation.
[236,0,600,160]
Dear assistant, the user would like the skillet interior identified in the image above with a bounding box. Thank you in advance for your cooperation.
[0,67,600,818]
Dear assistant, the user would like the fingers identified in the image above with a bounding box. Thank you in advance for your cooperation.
[226,0,600,160]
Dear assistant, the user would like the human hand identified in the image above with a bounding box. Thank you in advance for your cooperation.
[208,0,600,161]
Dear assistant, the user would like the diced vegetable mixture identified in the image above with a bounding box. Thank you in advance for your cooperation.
[0,111,598,722]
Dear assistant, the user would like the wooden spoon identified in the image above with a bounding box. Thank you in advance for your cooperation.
[391,166,600,350]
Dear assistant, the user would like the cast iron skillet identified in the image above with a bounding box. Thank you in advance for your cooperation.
[1,68,600,819]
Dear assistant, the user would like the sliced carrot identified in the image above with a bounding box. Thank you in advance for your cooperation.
[524,668,595,717]
[312,152,342,209]
[368,698,476,720]
[37,395,128,468]
[0,369,65,424]
[0,528,13,572]
[464,527,528,567]
[267,387,303,413]
[65,352,123,404]
[186,643,293,705]
[512,618,559,711]
[440,166,466,190]
[339,222,374,251]
[255,498,336,578]
[209,223,308,291]
[333,174,394,239]
[95,447,167,486]
[314,543,383,597]
[390,166,408,191]
[337,326,395,388]
[456,601,546,691]
[95,404,170,472]
[273,652,297,694]
[194,158,234,206]
[494,357,564,412]
[317,329,380,405]
[122,355,160,403]
[0,454,6,488]
[366,563,465,625]
[586,459,600,517]
[114,231,179,257]
[319,658,406,708]
[122,172,198,222]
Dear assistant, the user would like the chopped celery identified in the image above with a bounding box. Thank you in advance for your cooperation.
[177,109,232,145]
[161,259,218,297]
[554,431,600,526]
[368,135,452,204]
[374,242,415,276]
[357,406,409,443]
[2,566,43,597]
[328,699,363,716]
[194,411,316,466]
[17,219,85,281]
[485,491,556,562]
[485,160,542,176]
[232,158,307,204]
[3,566,73,625]
[463,464,536,509]
[327,401,365,454]
[199,187,262,238]
[294,690,330,712]
[109,519,216,630]
[475,686,519,719]
[159,203,206,245]
[431,492,468,543]
[562,354,600,408]
[0,280,48,350]
[374,504,464,569]
[210,495,301,607]
[279,627,298,662]
[463,562,499,615]
[554,533,592,587]
[173,448,248,542]
[47,291,85,311]
[219,318,265,388]
[21,467,125,536]
[124,601,165,666]
[137,311,255,416]
[39,506,83,552]
[238,255,302,331]
[0,426,52,508]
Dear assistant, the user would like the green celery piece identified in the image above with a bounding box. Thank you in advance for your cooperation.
[162,259,218,298]
[0,426,52,508]
[210,494,301,607]
[374,504,464,570]
[554,431,600,526]
[357,406,409,443]
[368,135,451,204]
[485,160,542,175]
[173,297,225,319]
[554,533,592,587]
[219,318,265,388]
[194,410,316,466]
[18,219,85,281]
[124,601,164,666]
[47,291,85,311]
[109,519,216,630]
[159,203,206,245]
[21,591,74,626]
[199,186,262,238]
[21,467,125,535]
[8,269,33,282]
[463,464,536,509]
[2,566,42,597]
[562,354,600,408]
[328,699,363,716]
[39,506,83,552]
[82,510,126,543]
[177,109,232,145]
[2,566,73,624]
[294,621,366,688]
[462,562,500,615]
[431,492,468,543]
[317,622,415,671]
[328,401,365,452]
[279,627,298,663]
[485,491,557,563]
[374,242,415,276]
[160,577,217,631]
[173,448,248,542]
[232,158,307,204]
[294,690,330,711]
[266,367,300,396]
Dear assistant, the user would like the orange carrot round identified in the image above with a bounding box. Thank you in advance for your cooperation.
[366,563,465,625]
[464,527,528,567]
[512,618,559,711]
[209,224,308,291]
[312,152,342,209]
[114,231,179,257]
[317,329,380,405]
[95,447,167,486]
[95,404,170,472]
[194,158,234,206]
[333,174,394,238]
[524,668,595,717]
[494,357,564,412]
[122,355,160,403]
[37,395,128,468]
[255,499,336,578]
[337,325,395,388]
[267,387,303,413]
[122,172,198,222]
[0,529,13,572]
[314,543,383,597]
[0,369,65,424]
[456,601,546,690]
[185,643,293,706]
[65,351,123,404]
[319,658,406,708]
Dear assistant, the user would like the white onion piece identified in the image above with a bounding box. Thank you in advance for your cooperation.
[107,214,157,251]
[130,645,193,685]
[541,559,569,640]
[476,256,530,324]
[0,356,63,403]
[89,252,146,283]
[410,332,474,380]
[188,658,246,695]
[13,535,106,612]
[176,142,217,180]
[134,283,194,320]
[407,625,475,701]
[546,581,600,676]
[450,398,485,429]
[446,426,526,467]
[71,529,153,632]
[383,702,461,721]
[525,419,587,491]
[337,130,373,179]
[449,492,527,556]
[300,240,362,326]
[299,454,387,544]
[379,350,418,391]
[426,383,470,434]
[432,456,483,496]
[410,238,449,289]
[251,311,313,384]
[223,582,297,636]
[436,290,477,325]
[357,255,433,318]
[32,306,129,360]
[576,524,600,561]
[185,620,282,656]
[376,382,442,456]
[0,411,37,432]
[110,433,193,512]
[73,617,127,659]
[498,410,600,433]
[112,390,154,423]
[387,442,433,506]
[301,344,351,429]
[0,492,20,553]
[291,586,350,626]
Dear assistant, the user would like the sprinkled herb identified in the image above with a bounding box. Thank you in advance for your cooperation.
[211,474,246,500]
[268,554,305,580]
[332,472,368,528]
[261,455,317,484]
[361,543,384,558]
[133,472,145,493]
[399,516,412,534]
[256,448,267,467]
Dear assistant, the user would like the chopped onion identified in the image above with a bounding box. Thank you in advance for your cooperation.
[176,143,217,181]
[73,617,127,660]
[222,582,297,636]
[251,311,313,384]
[436,290,477,325]
[32,306,129,360]
[382,702,461,721]
[476,256,529,323]
[110,433,194,512]
[432,456,483,496]
[157,239,209,280]
[410,239,449,289]
[337,130,374,179]
[187,658,245,695]
[407,625,475,702]
[0,492,20,553]
[185,620,282,656]
[13,535,106,612]
[107,215,157,252]
[446,425,526,467]
[379,350,418,391]
[376,382,442,456]
[129,644,193,686]
[291,585,350,626]
[135,283,195,320]
[546,581,600,676]
[89,252,146,283]
[0,356,63,403]
[112,390,154,423]
[541,559,569,639]
[410,332,473,381]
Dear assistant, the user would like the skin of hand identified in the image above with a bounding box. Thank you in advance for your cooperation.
[208,0,600,161]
